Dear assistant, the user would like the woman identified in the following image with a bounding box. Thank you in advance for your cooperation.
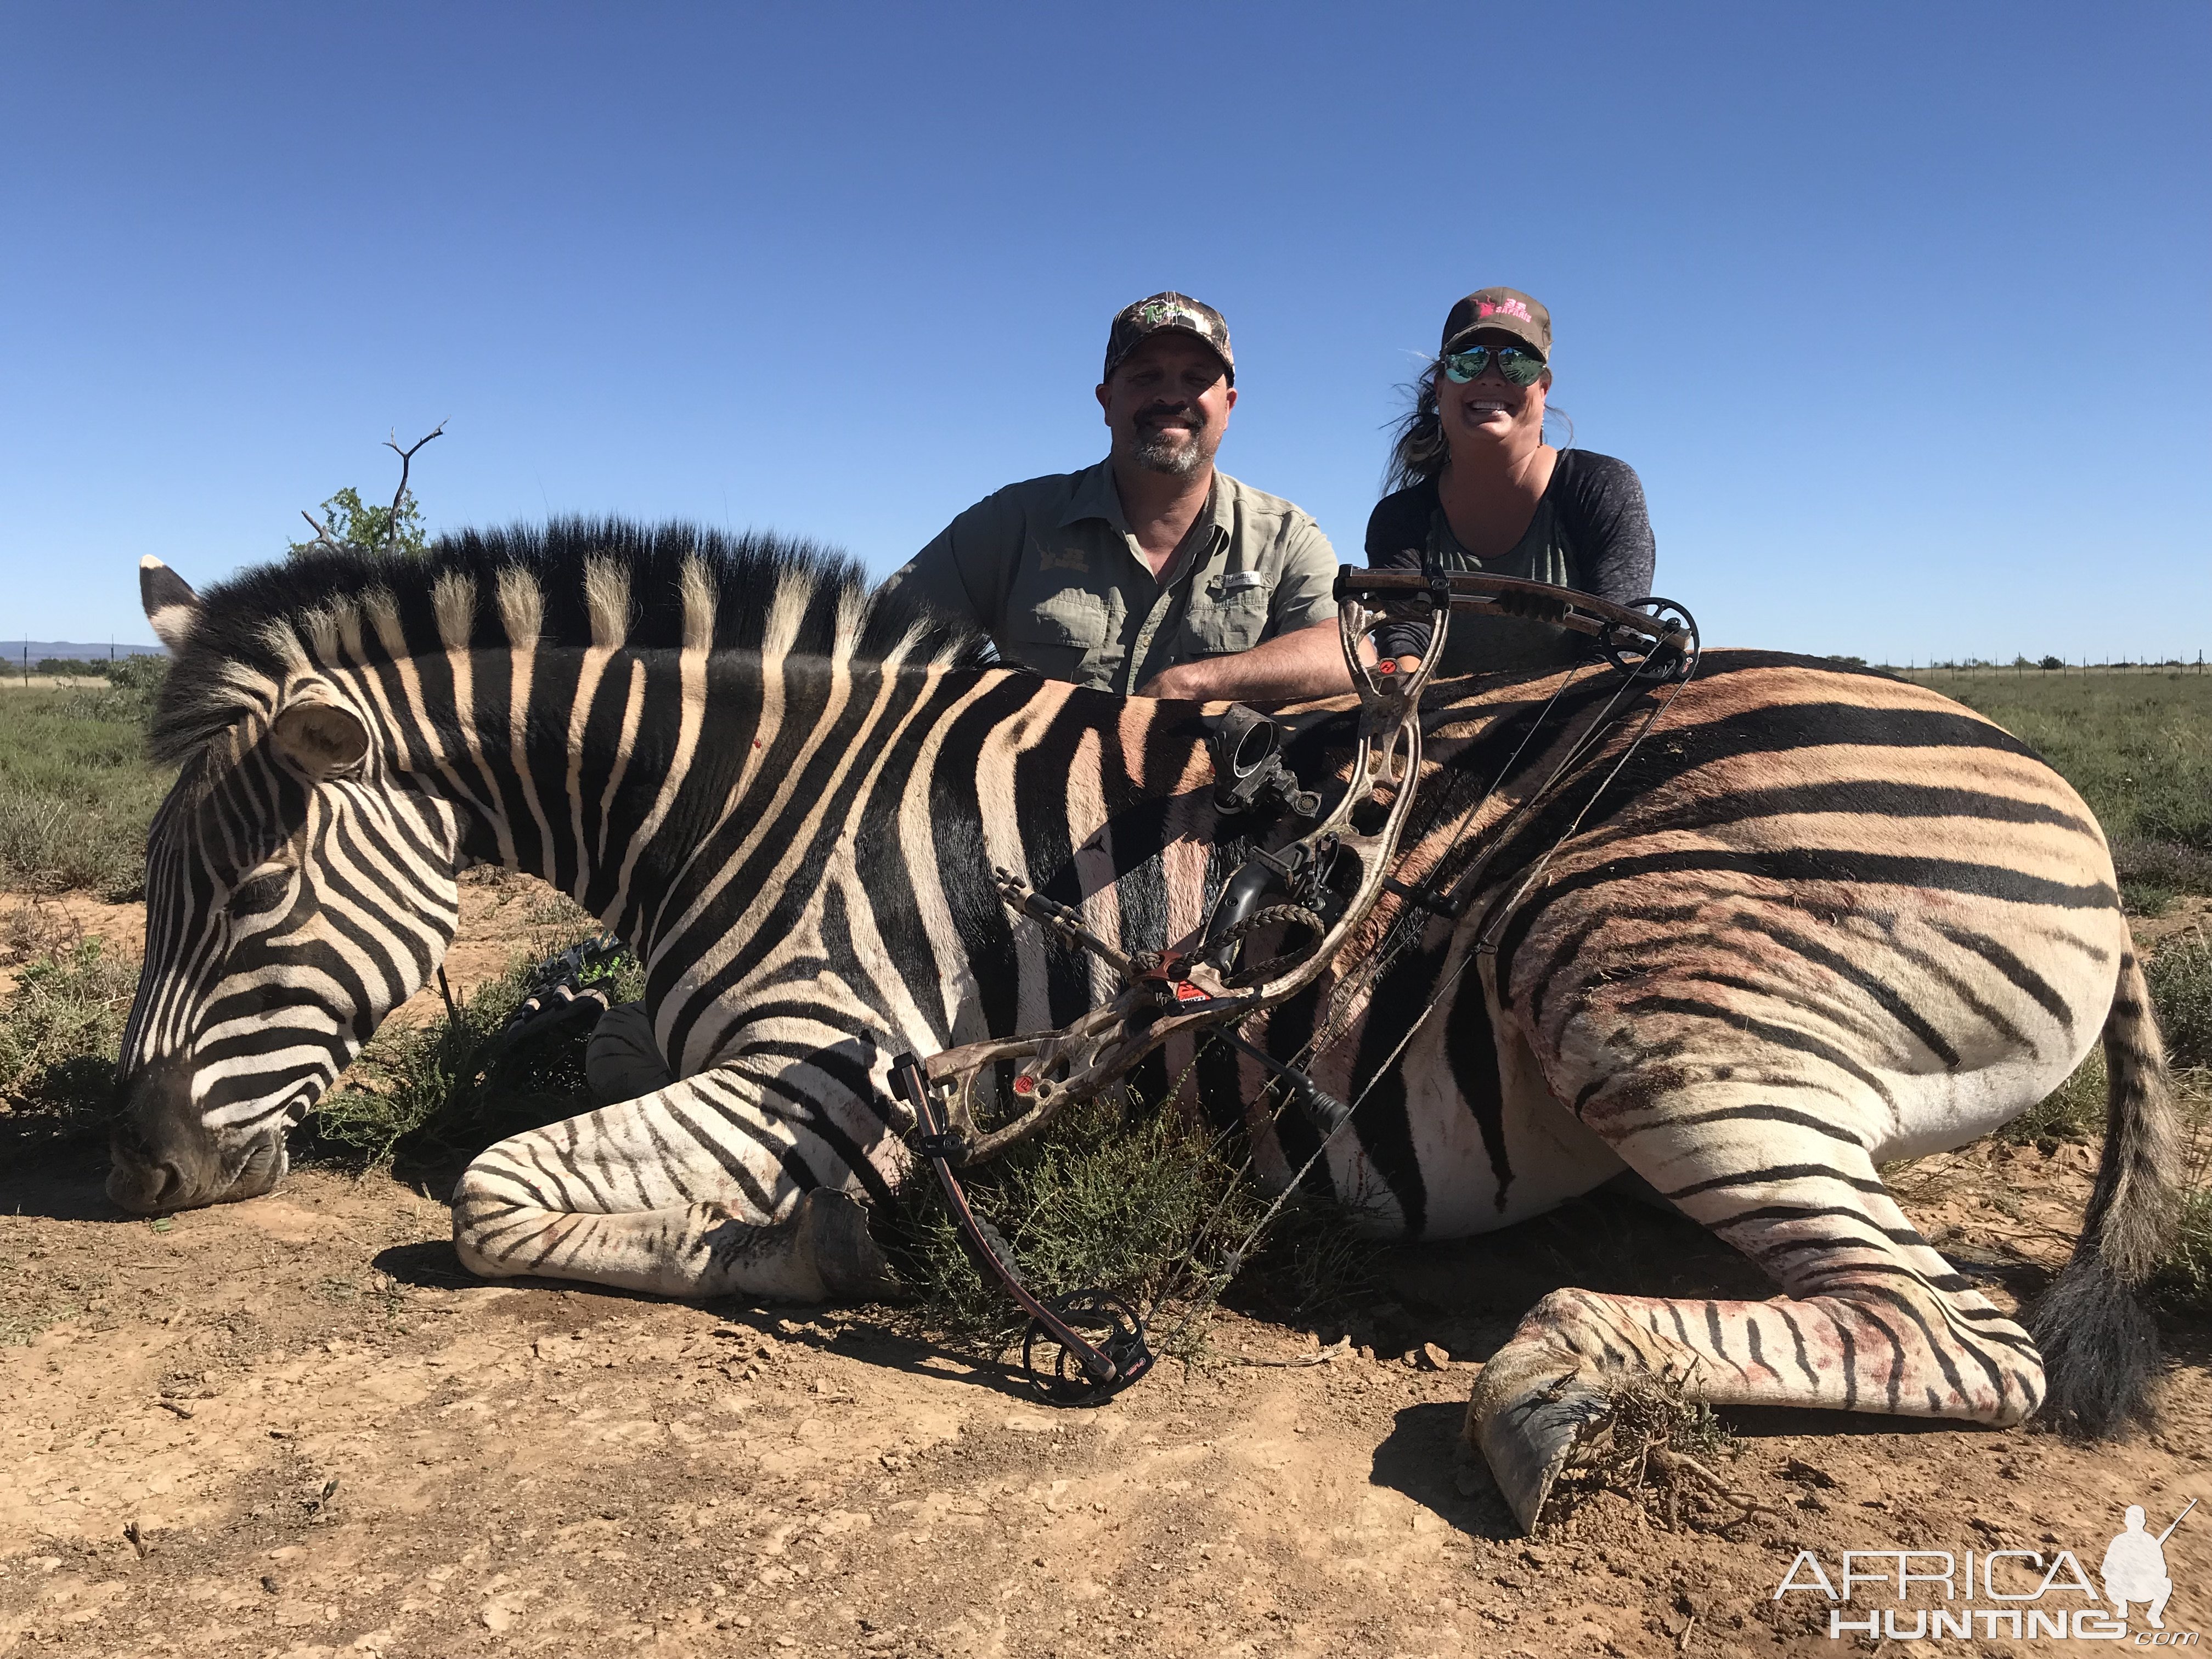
[1368,287,1655,675]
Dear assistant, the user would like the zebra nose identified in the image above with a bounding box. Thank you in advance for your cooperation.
[105,1135,185,1214]
[106,1059,211,1214]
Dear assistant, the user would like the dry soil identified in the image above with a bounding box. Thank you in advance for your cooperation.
[3,881,2207,1658]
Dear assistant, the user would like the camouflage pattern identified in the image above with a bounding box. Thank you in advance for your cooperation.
[1104,292,1234,385]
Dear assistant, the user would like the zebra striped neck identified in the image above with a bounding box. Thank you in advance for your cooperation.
[328,635,1227,1054]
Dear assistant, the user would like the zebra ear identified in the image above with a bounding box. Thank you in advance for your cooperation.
[269,698,370,780]
[139,556,201,652]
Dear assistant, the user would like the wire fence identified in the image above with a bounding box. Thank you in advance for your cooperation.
[1863,654,2209,679]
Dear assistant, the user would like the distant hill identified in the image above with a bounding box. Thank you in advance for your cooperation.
[0,641,167,662]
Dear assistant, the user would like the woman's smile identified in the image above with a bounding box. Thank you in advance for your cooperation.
[1452,390,1521,430]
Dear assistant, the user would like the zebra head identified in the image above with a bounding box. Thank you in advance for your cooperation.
[110,558,462,1214]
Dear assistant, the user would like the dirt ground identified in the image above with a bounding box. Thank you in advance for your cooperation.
[3,882,2208,1657]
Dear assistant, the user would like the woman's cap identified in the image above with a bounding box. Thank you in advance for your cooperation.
[1441,287,1551,357]
[1104,292,1235,385]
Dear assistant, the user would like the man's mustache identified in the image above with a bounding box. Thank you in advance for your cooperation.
[1137,403,1204,434]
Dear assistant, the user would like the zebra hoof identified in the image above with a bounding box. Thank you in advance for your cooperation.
[797,1189,895,1302]
[1464,1336,1614,1533]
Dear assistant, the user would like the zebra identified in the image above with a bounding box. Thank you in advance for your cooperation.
[111,518,2180,1532]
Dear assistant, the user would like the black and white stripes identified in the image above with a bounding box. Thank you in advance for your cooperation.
[112,522,2178,1514]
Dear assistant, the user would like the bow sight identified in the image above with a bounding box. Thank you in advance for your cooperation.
[890,564,1696,1405]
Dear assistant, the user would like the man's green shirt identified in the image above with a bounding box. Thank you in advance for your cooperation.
[886,460,1339,692]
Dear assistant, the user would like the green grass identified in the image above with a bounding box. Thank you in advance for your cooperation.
[0,664,173,900]
[2148,932,2212,1070]
[1904,670,2212,911]
[0,936,138,1147]
[305,937,642,1179]
[2155,1176,2212,1316]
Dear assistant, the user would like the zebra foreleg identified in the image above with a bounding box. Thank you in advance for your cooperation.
[1466,1121,2042,1531]
[450,1075,894,1302]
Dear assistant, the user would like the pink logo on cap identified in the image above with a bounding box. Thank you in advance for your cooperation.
[1477,297,1533,323]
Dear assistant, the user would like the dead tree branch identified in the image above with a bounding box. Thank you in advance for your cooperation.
[298,510,342,552]
[381,421,447,553]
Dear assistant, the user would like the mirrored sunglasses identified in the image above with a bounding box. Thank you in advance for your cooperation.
[1440,345,1547,387]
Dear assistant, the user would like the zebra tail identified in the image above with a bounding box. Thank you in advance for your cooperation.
[2029,945,2182,1435]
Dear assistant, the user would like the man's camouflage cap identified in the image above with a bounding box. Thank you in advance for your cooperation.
[1103,292,1234,385]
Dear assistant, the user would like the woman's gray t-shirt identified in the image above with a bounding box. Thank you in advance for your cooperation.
[1364,449,1656,674]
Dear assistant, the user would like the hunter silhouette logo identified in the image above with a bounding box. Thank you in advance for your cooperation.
[2105,1499,2193,1631]
[1773,1497,2198,1641]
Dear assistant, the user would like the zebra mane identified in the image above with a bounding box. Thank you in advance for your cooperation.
[151,517,986,765]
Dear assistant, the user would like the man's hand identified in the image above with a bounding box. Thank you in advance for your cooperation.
[1135,619,1364,702]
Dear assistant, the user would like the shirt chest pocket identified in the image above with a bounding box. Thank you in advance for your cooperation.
[1004,587,1110,684]
[1180,574,1272,657]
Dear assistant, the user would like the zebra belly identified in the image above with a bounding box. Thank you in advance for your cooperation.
[1401,1013,1628,1238]
[1290,953,1627,1243]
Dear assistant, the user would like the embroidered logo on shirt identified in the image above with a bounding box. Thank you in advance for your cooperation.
[1039,545,1090,574]
[1220,570,1267,593]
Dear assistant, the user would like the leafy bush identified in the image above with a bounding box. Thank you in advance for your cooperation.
[0,937,138,1145]
[884,1071,1383,1359]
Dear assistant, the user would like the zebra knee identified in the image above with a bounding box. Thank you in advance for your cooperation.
[450,1154,545,1279]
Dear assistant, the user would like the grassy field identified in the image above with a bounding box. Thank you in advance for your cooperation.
[0,663,172,900]
[1901,668,2212,911]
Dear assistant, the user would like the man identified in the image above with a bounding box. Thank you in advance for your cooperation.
[2101,1504,2176,1629]
[886,292,1350,700]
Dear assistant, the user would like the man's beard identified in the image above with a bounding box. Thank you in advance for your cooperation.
[1133,411,1214,478]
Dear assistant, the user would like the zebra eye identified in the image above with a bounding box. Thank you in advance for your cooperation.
[228,872,292,917]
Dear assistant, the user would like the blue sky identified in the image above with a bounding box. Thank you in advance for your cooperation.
[3,3,2206,662]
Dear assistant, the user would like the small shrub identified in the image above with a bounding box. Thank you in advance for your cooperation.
[0,937,139,1144]
[1228,1188,1384,1318]
[1542,1374,1753,1533]
[305,940,642,1177]
[2153,1178,2212,1316]
[884,1092,1260,1355]
[2148,933,2212,1070]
